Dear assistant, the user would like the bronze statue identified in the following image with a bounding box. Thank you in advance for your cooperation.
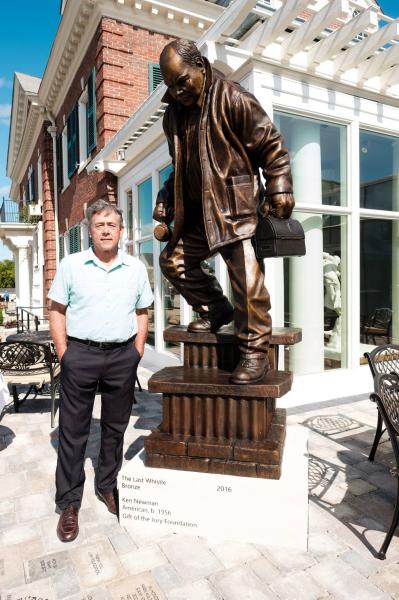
[153,39,294,384]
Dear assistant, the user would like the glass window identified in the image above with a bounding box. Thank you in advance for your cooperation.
[159,164,180,355]
[138,239,154,346]
[360,218,395,352]
[125,189,133,256]
[138,177,153,237]
[159,164,173,187]
[284,213,347,374]
[274,113,347,207]
[360,130,399,212]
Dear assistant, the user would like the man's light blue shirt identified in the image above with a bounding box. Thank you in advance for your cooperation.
[48,248,154,342]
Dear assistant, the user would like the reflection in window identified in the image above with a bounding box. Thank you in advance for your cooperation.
[159,165,180,355]
[138,239,154,346]
[138,177,153,237]
[360,218,394,351]
[274,112,347,207]
[137,178,154,346]
[284,214,347,374]
[125,189,133,256]
[360,130,399,212]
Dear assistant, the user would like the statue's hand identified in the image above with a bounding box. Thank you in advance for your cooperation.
[153,202,168,223]
[269,193,295,219]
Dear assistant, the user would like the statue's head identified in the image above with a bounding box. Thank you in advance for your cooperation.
[160,39,206,108]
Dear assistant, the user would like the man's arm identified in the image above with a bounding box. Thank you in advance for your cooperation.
[134,308,148,357]
[49,300,68,361]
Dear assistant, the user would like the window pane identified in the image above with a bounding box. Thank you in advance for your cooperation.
[284,213,347,374]
[360,218,395,353]
[162,275,181,356]
[274,113,347,207]
[360,130,399,211]
[137,177,153,237]
[126,190,133,256]
[138,239,154,346]
[159,164,180,354]
[159,164,173,186]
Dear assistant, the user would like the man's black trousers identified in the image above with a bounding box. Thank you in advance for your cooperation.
[55,339,140,510]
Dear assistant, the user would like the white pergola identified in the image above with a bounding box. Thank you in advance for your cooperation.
[90,0,399,172]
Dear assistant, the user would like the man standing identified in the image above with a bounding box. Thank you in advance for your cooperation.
[154,39,294,384]
[48,199,153,542]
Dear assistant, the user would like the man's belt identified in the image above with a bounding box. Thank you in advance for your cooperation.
[67,335,135,350]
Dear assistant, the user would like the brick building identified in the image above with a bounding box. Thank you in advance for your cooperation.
[6,0,222,308]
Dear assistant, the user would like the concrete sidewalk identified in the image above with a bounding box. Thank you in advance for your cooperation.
[0,367,399,599]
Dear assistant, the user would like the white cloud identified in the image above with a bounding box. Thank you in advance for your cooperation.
[0,104,11,126]
[0,104,11,118]
[0,78,11,89]
[0,186,10,197]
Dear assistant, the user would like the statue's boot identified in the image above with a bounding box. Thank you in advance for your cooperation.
[187,302,234,333]
[230,352,270,384]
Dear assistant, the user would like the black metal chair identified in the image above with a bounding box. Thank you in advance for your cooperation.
[363,308,392,344]
[364,344,399,461]
[0,341,60,428]
[371,373,399,559]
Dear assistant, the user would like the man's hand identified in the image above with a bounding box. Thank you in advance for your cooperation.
[134,308,149,359]
[259,193,295,219]
[153,202,167,223]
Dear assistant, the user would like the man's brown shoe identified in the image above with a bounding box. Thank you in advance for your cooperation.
[230,354,270,384]
[57,506,79,543]
[187,306,234,333]
[97,488,118,515]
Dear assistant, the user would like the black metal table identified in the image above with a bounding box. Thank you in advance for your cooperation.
[6,330,53,344]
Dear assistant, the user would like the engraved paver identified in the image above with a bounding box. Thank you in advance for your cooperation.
[24,550,72,582]
[107,573,165,600]
[70,539,126,588]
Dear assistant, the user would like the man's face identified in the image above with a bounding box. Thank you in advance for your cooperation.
[161,49,205,108]
[89,210,124,255]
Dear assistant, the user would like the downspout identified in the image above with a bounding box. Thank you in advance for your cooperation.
[45,110,59,264]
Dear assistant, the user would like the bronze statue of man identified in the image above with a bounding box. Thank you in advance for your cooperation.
[153,39,294,384]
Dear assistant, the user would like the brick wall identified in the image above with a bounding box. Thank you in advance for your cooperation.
[57,17,173,232]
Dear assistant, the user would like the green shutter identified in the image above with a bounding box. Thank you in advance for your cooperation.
[68,224,81,254]
[67,105,79,179]
[87,68,97,154]
[25,181,30,203]
[148,64,163,93]
[56,134,63,192]
[59,235,65,260]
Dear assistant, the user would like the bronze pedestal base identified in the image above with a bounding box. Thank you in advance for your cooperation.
[144,326,300,479]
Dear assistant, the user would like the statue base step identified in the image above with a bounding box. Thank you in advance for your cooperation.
[145,409,286,479]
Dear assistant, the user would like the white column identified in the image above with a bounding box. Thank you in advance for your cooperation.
[290,120,324,374]
[391,141,399,344]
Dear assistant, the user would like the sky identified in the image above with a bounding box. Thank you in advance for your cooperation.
[0,0,398,261]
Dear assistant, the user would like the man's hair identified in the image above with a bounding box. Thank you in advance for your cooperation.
[85,199,124,226]
[160,39,203,70]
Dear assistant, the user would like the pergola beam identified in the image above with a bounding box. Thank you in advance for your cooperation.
[358,41,399,83]
[380,63,399,91]
[240,0,311,53]
[334,18,399,73]
[198,0,258,44]
[281,0,350,59]
[307,6,378,66]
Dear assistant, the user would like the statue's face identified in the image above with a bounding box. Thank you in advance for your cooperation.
[161,49,205,108]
